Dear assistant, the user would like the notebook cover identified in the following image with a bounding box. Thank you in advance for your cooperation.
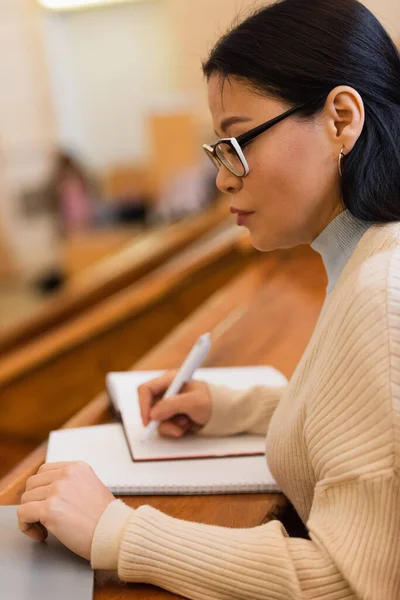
[106,366,287,462]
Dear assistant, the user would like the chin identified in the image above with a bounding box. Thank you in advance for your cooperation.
[249,231,277,253]
[249,230,297,253]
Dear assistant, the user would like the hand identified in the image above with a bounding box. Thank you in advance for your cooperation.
[17,461,115,560]
[138,370,212,438]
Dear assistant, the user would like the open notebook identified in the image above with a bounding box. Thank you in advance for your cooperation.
[47,366,286,495]
[106,366,287,461]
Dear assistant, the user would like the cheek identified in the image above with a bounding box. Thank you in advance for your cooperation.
[241,126,332,250]
[247,125,329,210]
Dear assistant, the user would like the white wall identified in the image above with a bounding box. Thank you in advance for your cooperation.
[40,0,177,170]
[0,2,56,188]
[38,0,260,167]
[362,0,400,39]
[165,0,259,132]
[37,0,400,168]
[0,0,58,276]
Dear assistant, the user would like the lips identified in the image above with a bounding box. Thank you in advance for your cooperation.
[230,207,255,227]
[230,207,255,216]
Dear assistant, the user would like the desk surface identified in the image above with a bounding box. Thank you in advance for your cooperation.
[0,248,326,600]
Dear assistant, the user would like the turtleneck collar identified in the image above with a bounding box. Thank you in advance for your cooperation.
[310,209,371,295]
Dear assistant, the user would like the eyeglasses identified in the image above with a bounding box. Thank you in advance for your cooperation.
[203,99,322,177]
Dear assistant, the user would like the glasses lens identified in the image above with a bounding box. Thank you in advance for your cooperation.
[215,142,246,177]
[203,146,221,171]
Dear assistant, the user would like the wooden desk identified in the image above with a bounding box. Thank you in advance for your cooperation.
[0,198,229,357]
[62,228,141,278]
[0,231,16,282]
[0,248,326,599]
[0,221,258,470]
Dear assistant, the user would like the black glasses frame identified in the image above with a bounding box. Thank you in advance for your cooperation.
[203,97,325,177]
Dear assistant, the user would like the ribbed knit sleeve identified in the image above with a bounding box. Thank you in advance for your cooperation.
[100,472,398,599]
[199,383,286,437]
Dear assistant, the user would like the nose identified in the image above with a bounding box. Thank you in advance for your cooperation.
[216,165,242,195]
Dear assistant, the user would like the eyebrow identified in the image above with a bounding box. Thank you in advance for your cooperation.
[214,116,253,137]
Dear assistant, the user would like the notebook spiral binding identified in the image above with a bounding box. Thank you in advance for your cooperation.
[108,483,278,495]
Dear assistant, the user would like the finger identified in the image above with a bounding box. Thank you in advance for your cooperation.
[137,384,153,427]
[158,420,186,438]
[174,415,191,429]
[172,415,193,435]
[38,461,77,474]
[17,501,45,525]
[25,471,58,492]
[138,371,177,426]
[17,502,48,541]
[18,521,48,542]
[150,392,196,422]
[21,484,52,505]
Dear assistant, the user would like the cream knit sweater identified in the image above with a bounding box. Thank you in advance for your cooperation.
[91,217,400,600]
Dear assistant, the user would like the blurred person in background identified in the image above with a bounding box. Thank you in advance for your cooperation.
[46,151,106,236]
[24,151,115,293]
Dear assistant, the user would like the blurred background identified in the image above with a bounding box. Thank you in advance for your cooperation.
[0,0,399,330]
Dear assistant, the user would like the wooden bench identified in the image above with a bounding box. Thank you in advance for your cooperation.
[0,220,259,473]
[62,227,142,278]
[0,246,326,600]
[0,197,229,357]
[0,231,16,283]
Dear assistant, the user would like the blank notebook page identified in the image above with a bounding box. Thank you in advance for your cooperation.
[106,366,288,461]
[46,423,279,495]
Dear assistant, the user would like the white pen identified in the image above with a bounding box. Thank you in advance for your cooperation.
[142,332,212,440]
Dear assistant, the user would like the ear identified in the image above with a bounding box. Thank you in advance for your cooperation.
[324,86,365,155]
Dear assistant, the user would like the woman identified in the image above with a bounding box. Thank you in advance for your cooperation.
[47,151,98,235]
[17,0,400,598]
